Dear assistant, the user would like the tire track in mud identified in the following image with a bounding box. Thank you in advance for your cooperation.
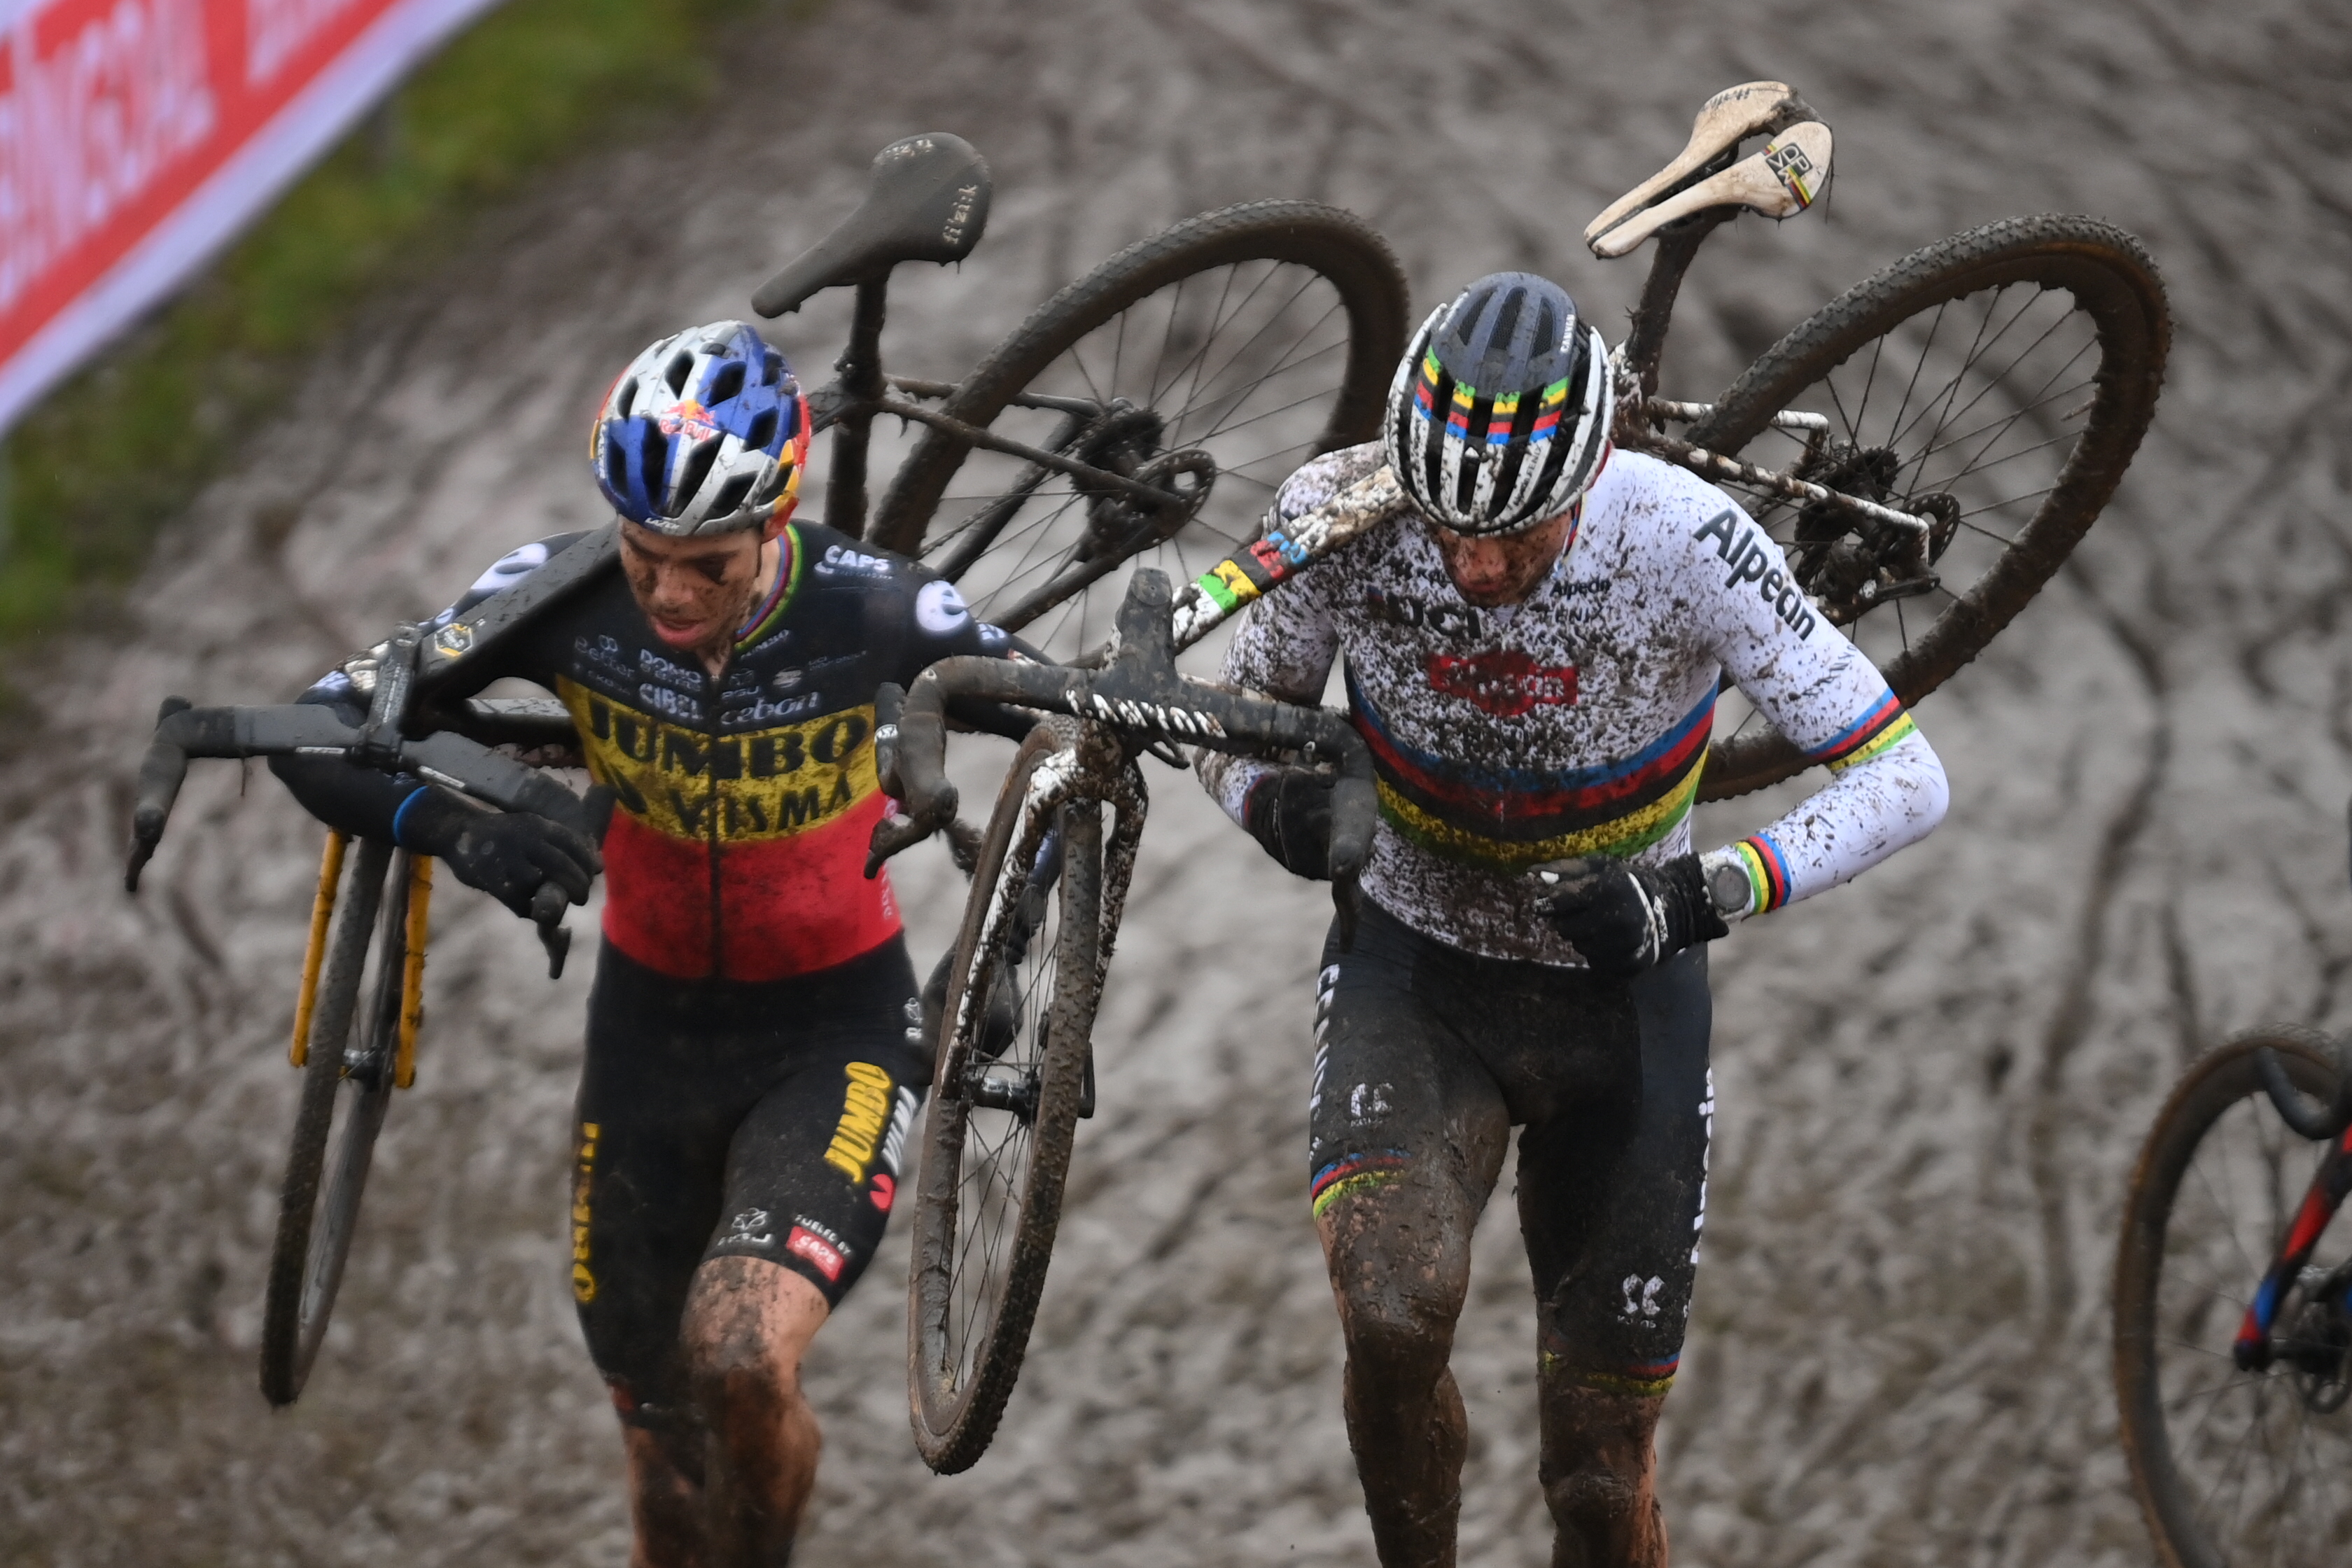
[6,1,2352,1564]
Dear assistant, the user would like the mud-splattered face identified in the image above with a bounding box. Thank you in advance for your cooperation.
[1428,508,1578,606]
[618,515,788,664]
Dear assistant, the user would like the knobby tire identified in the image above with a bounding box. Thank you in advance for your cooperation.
[2115,1027,2352,1568]
[908,724,1104,1472]
[258,839,402,1406]
[1689,214,2169,800]
[871,200,1407,659]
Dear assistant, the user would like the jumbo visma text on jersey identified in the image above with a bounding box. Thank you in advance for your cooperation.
[559,680,895,980]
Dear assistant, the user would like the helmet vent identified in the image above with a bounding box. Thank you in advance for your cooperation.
[708,362,746,405]
[671,437,721,517]
[636,423,666,507]
[1490,288,1524,355]
[1450,290,1486,351]
[1535,300,1560,354]
[665,352,694,396]
[615,379,638,420]
[605,426,635,503]
[746,408,778,451]
[762,351,783,386]
[706,472,756,522]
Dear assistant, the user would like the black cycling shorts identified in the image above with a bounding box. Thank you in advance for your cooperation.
[1308,899,1712,1397]
[568,937,927,1425]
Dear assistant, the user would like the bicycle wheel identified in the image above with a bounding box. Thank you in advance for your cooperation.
[2115,1027,2352,1567]
[258,839,405,1406]
[908,723,1104,1472]
[1686,214,2169,799]
[871,200,1409,662]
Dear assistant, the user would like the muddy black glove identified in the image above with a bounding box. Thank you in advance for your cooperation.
[1242,766,1336,881]
[1536,852,1727,979]
[393,786,601,918]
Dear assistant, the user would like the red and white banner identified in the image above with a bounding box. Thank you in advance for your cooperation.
[0,0,507,433]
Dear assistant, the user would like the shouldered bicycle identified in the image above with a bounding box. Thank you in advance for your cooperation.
[120,130,1413,1406]
[870,80,2174,1471]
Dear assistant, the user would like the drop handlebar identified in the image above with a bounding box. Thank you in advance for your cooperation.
[867,568,1378,940]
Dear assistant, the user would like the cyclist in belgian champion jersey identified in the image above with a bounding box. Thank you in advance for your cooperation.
[274,321,1019,1566]
[1198,274,1948,1567]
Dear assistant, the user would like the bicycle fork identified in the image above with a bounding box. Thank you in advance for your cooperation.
[2234,1124,2352,1372]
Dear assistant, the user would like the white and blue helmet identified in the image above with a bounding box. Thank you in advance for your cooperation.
[593,320,811,536]
[1383,272,1613,537]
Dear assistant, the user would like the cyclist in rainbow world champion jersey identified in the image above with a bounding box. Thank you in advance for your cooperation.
[1197,274,1948,1567]
[272,321,1026,1567]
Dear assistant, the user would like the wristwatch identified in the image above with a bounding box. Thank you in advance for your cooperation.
[1706,857,1754,920]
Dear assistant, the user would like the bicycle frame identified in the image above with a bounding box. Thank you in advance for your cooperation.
[2234,1114,2352,1376]
[753,132,1210,554]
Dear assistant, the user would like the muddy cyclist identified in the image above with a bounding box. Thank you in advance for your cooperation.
[1196,272,1948,1567]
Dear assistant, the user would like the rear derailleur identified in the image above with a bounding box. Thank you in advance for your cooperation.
[1786,439,1959,624]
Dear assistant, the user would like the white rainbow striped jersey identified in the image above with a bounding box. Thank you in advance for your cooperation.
[1198,442,1948,967]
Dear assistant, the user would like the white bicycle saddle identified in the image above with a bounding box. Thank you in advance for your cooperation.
[1584,82,1831,258]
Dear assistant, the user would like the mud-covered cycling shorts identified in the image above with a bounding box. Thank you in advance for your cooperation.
[568,937,927,1429]
[1309,899,1712,1397]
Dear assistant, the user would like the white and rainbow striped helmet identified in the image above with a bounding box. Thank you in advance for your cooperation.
[1382,272,1612,537]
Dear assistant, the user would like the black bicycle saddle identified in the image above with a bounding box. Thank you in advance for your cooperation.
[751,132,992,317]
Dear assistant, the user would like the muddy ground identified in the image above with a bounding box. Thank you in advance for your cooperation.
[5,0,2351,1562]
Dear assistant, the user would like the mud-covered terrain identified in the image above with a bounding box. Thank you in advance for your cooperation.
[6,0,2351,1562]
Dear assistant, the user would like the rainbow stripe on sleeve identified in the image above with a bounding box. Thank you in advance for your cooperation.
[1809,688,1917,772]
[1734,832,1792,913]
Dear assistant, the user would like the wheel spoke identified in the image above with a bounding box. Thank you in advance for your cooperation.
[1882,298,1950,450]
[1908,284,2052,460]
[1903,304,2080,481]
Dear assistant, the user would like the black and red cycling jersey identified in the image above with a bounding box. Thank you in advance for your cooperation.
[275,522,1004,981]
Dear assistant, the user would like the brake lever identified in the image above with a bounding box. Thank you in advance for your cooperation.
[125,695,197,892]
[531,881,572,980]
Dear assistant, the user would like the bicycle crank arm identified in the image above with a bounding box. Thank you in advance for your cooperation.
[1644,398,1828,433]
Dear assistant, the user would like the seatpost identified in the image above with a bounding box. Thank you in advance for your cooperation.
[1616,208,1735,424]
[824,276,891,539]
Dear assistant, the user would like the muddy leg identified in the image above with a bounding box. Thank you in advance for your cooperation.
[1316,1158,1499,1568]
[1536,1373,1668,1568]
[621,1422,709,1568]
[681,1255,830,1567]
[1306,906,1513,1568]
